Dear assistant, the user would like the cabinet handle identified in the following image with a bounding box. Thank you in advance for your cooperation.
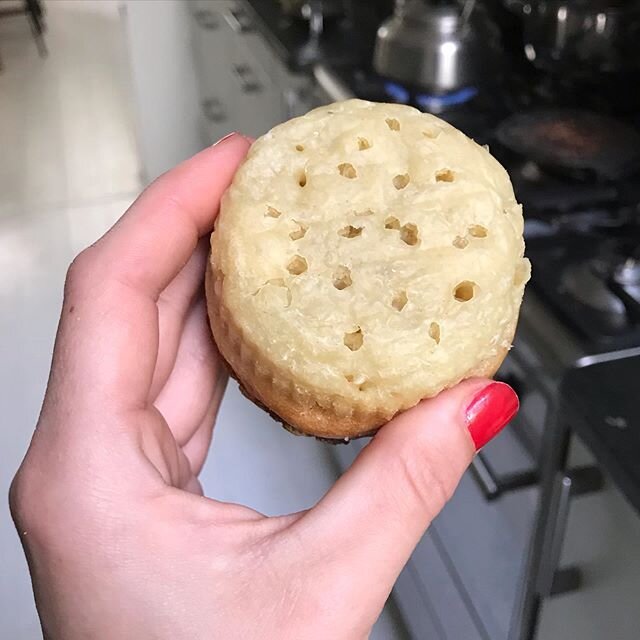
[283,88,299,120]
[224,5,254,33]
[202,98,227,123]
[193,9,219,30]
[232,63,262,93]
[282,84,314,119]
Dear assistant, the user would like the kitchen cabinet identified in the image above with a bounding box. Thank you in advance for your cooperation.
[190,1,314,142]
[190,1,238,141]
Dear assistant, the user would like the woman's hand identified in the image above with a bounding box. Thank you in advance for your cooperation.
[10,133,518,640]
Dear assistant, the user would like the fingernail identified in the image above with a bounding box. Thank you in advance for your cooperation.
[211,132,239,147]
[465,382,519,450]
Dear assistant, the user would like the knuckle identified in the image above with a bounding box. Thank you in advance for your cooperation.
[64,247,96,294]
[9,465,39,533]
[10,448,80,544]
[8,472,24,527]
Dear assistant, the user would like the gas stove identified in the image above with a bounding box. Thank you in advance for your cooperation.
[308,40,640,640]
[314,63,640,357]
[325,65,515,143]
[526,229,640,352]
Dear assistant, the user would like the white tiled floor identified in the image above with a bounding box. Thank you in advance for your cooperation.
[0,3,405,638]
[0,3,140,636]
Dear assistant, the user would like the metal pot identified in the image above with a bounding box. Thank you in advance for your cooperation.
[373,0,502,93]
[505,0,640,74]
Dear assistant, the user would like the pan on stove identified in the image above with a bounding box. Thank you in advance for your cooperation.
[495,109,640,181]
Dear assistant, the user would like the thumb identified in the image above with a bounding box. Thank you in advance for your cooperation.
[299,379,518,599]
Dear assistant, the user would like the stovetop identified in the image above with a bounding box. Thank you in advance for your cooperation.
[328,66,515,143]
[322,64,640,356]
[526,229,640,351]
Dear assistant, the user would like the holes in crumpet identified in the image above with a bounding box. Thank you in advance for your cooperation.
[429,322,441,344]
[295,144,304,152]
[385,216,401,230]
[338,163,357,179]
[436,169,455,182]
[386,118,400,131]
[287,255,308,275]
[333,265,352,290]
[393,174,410,190]
[423,128,439,139]
[453,235,469,249]
[338,224,362,238]
[357,137,371,150]
[454,281,476,302]
[344,328,363,351]
[265,206,282,218]
[345,373,369,391]
[298,170,307,187]
[392,291,408,311]
[469,224,488,238]
[355,208,374,216]
[289,221,308,241]
[400,223,419,246]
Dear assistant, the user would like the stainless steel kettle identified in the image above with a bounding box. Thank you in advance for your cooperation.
[373,0,502,93]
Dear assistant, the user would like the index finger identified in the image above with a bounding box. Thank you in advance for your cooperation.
[51,134,250,413]
[94,133,251,299]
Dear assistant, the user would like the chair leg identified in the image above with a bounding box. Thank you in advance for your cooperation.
[26,0,48,57]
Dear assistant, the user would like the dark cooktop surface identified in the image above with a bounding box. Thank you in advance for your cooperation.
[562,351,640,515]
[526,230,640,352]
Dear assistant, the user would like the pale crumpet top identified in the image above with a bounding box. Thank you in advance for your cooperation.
[207,99,530,439]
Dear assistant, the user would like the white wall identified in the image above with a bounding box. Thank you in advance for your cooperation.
[122,0,204,183]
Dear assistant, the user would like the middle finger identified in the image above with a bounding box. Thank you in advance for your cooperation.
[149,237,210,399]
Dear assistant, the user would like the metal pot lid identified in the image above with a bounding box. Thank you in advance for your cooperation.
[496,109,640,181]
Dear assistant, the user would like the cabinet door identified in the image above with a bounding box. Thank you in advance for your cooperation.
[219,2,284,137]
[228,55,282,138]
[190,1,239,141]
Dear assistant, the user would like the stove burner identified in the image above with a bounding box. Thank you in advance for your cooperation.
[561,262,626,317]
[528,232,640,350]
[415,87,478,113]
[329,66,508,142]
[383,81,409,104]
[613,257,640,287]
[382,81,479,113]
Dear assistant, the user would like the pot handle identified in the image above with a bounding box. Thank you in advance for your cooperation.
[460,0,476,28]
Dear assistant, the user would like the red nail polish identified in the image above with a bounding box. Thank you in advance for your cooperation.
[465,382,519,450]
